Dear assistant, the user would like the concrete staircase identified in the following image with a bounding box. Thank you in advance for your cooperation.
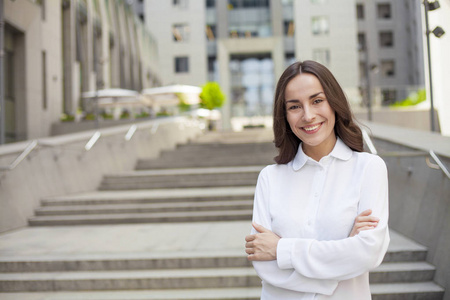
[0,129,445,299]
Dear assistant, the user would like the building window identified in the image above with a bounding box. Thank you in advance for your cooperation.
[41,0,46,20]
[313,49,330,66]
[358,33,366,51]
[228,0,269,8]
[311,0,327,4]
[42,51,47,110]
[208,56,216,72]
[172,24,190,42]
[379,31,394,47]
[377,3,391,19]
[175,56,189,73]
[206,25,216,41]
[284,21,295,37]
[382,89,397,105]
[311,16,329,36]
[381,60,395,77]
[173,0,188,8]
[356,4,364,20]
[206,0,216,7]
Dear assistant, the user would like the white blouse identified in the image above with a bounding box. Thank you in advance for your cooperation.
[251,138,390,300]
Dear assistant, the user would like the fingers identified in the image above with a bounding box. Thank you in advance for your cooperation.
[359,209,372,217]
[252,222,269,233]
[245,234,255,242]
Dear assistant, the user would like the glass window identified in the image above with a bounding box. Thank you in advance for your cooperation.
[377,3,391,19]
[172,24,190,42]
[313,49,330,66]
[284,21,295,37]
[206,0,216,7]
[175,57,189,73]
[382,89,397,105]
[381,60,395,77]
[228,0,269,8]
[356,4,364,19]
[358,33,366,50]
[311,0,327,4]
[311,16,329,36]
[173,0,188,8]
[379,31,394,47]
[206,25,216,40]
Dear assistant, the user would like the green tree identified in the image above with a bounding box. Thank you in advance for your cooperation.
[200,82,226,111]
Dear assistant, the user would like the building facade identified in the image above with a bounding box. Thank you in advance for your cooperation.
[356,0,425,107]
[2,0,160,143]
[144,0,360,129]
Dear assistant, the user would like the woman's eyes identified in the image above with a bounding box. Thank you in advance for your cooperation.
[287,99,324,110]
[313,99,324,104]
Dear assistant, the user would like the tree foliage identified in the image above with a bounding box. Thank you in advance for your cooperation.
[390,89,426,107]
[200,82,226,110]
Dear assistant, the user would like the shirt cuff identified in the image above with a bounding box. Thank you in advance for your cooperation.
[277,238,295,269]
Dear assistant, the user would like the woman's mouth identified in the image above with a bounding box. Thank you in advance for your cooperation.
[302,122,323,133]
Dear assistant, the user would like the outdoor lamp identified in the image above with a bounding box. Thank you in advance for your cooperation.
[432,26,445,38]
[426,0,440,11]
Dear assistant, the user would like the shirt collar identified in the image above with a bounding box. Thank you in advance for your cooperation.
[292,137,353,171]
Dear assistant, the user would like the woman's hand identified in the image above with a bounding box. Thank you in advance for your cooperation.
[245,222,281,261]
[349,209,379,237]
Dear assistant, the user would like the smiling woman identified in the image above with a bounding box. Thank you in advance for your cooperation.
[245,61,389,300]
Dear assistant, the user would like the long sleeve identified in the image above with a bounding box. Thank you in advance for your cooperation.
[276,156,390,281]
[251,166,339,295]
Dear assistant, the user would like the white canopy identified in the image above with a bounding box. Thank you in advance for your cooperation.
[141,84,202,106]
[81,88,141,107]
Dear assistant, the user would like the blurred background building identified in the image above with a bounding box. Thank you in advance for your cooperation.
[2,0,161,143]
[2,0,449,141]
[136,0,430,130]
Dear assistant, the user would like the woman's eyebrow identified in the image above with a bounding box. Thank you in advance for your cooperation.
[285,91,324,103]
[309,92,324,99]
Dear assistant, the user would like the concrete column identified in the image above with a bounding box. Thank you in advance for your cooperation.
[217,40,231,130]
[216,0,228,39]
[270,0,283,37]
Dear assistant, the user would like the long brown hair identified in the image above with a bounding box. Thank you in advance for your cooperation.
[273,60,363,164]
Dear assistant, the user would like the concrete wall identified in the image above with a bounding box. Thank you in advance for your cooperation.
[355,107,440,132]
[145,0,207,86]
[294,0,360,105]
[366,122,450,299]
[0,117,205,233]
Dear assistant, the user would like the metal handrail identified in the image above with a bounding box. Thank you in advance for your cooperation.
[362,129,377,155]
[429,150,450,179]
[84,131,101,151]
[0,118,202,171]
[0,140,38,171]
[125,124,137,141]
[362,128,450,179]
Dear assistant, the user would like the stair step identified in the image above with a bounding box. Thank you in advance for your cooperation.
[29,210,253,226]
[0,283,445,300]
[371,282,445,300]
[0,251,249,273]
[136,156,274,169]
[0,268,261,292]
[370,262,436,283]
[0,282,444,300]
[35,200,253,216]
[100,167,262,190]
[41,187,255,207]
[0,287,262,300]
[0,262,438,292]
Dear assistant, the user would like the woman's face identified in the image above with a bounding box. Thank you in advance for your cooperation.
[284,73,337,159]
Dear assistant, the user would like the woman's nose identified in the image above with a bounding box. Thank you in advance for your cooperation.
[302,107,315,122]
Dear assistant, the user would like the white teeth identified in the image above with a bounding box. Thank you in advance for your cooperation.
[303,124,321,131]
